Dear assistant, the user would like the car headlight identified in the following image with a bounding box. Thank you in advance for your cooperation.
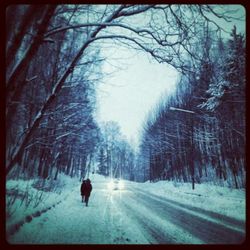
[107,181,114,190]
[118,180,124,189]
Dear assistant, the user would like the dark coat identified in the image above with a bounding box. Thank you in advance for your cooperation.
[80,181,86,196]
[81,179,92,197]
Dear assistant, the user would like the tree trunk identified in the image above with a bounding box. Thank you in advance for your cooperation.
[54,164,60,180]
[7,5,56,99]
[6,5,44,69]
[233,171,238,189]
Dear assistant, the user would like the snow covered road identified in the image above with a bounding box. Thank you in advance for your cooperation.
[122,187,245,244]
[8,175,245,244]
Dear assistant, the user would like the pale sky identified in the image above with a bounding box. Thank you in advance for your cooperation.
[95,46,179,148]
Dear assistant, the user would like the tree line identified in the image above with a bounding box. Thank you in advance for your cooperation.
[6,5,101,180]
[96,121,135,181]
[137,26,245,189]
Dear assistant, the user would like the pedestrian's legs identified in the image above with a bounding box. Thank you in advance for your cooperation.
[85,196,89,206]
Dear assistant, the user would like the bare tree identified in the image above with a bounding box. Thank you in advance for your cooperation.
[6,4,241,176]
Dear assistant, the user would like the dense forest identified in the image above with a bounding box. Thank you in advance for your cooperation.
[137,27,245,188]
[6,5,245,190]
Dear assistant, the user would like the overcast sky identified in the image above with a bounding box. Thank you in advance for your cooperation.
[95,47,178,148]
[95,5,245,149]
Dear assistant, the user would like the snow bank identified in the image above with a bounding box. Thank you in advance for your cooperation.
[6,173,79,235]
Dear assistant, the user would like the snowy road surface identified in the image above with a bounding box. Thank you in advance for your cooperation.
[8,176,245,244]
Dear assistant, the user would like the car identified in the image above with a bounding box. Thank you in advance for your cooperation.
[107,179,125,190]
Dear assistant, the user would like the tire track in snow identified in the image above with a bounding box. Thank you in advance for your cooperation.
[120,200,175,244]
[131,190,245,244]
[103,191,149,244]
[134,186,245,230]
[113,191,204,244]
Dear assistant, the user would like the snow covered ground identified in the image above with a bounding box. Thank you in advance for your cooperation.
[6,174,78,232]
[6,173,245,244]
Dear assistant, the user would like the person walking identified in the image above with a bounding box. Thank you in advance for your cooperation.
[80,179,86,203]
[84,178,92,207]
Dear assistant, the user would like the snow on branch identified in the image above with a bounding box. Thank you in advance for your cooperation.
[117,4,155,17]
[25,76,38,82]
[89,34,173,64]
[44,22,183,48]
